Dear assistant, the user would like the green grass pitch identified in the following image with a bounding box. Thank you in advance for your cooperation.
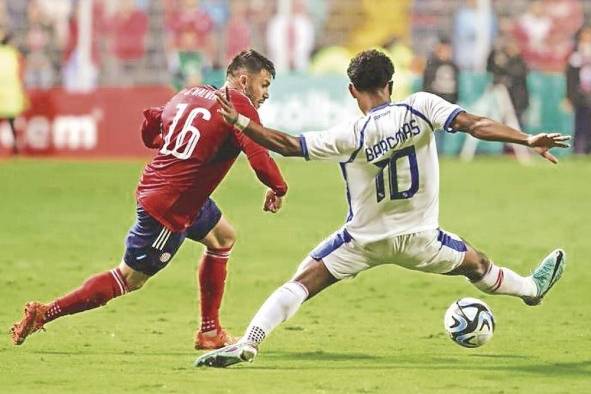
[1,157,590,393]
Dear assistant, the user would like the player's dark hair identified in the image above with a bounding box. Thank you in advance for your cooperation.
[226,49,276,79]
[347,50,395,92]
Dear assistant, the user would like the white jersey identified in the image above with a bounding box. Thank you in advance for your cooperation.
[299,92,464,244]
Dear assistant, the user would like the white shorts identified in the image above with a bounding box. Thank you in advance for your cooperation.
[307,228,467,280]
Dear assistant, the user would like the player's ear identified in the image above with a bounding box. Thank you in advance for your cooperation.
[387,81,393,96]
[238,74,248,90]
[348,83,357,99]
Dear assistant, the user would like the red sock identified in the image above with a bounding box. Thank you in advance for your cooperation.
[43,268,129,323]
[198,247,231,332]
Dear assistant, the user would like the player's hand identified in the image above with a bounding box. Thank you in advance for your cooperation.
[215,88,239,126]
[263,189,283,213]
[527,133,571,164]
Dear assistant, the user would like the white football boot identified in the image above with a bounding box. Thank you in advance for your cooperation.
[194,341,258,368]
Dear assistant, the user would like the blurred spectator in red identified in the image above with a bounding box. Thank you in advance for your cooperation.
[165,0,214,62]
[566,26,591,154]
[0,30,26,154]
[24,0,57,88]
[101,0,148,86]
[109,0,148,62]
[542,0,583,72]
[225,1,251,64]
[543,0,583,38]
[515,0,582,72]
[267,0,314,72]
[516,0,551,51]
[538,30,575,72]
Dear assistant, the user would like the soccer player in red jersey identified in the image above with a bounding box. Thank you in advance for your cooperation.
[10,50,288,350]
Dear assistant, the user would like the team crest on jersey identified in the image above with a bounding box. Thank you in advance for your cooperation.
[160,252,172,263]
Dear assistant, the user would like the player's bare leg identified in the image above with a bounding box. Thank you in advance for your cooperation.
[195,216,238,349]
[10,262,147,345]
[446,244,566,305]
[195,257,338,367]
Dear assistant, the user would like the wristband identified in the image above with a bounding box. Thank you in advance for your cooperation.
[235,114,250,131]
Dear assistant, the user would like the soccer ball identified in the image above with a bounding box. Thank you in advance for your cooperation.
[444,297,495,348]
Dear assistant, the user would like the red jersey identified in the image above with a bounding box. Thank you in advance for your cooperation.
[136,86,288,232]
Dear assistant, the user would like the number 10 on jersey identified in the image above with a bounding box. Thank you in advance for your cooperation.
[374,146,419,202]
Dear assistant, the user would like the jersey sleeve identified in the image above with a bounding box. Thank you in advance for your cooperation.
[231,94,288,196]
[410,92,465,133]
[299,120,359,161]
[140,106,164,149]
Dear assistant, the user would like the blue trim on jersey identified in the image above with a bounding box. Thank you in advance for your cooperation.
[339,116,372,223]
[310,228,353,260]
[339,162,354,222]
[437,229,467,252]
[393,104,434,131]
[443,107,465,133]
[299,135,310,160]
[344,116,371,164]
[368,101,391,113]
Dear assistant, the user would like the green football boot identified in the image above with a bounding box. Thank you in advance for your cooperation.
[522,249,566,306]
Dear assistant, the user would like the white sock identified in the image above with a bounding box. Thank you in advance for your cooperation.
[473,263,537,297]
[241,281,309,346]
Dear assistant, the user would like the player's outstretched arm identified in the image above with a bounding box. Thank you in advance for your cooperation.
[451,112,571,164]
[216,91,302,157]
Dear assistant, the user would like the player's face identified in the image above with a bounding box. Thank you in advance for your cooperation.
[244,69,272,108]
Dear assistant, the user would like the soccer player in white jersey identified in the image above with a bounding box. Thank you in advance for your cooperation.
[195,50,570,367]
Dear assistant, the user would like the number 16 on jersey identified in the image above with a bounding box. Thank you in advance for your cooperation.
[160,103,211,160]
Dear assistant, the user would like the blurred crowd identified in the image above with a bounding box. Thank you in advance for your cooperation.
[0,0,588,85]
[420,0,591,154]
[1,0,590,153]
[0,0,322,90]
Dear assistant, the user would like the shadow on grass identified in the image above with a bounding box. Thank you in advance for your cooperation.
[17,349,591,378]
[254,351,591,377]
[265,350,378,361]
[26,350,193,356]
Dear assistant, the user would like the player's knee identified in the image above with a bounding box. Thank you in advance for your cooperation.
[293,259,337,299]
[125,278,146,292]
[118,262,150,291]
[202,219,236,250]
[467,252,491,281]
[453,248,491,281]
[292,257,315,279]
[217,227,236,249]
